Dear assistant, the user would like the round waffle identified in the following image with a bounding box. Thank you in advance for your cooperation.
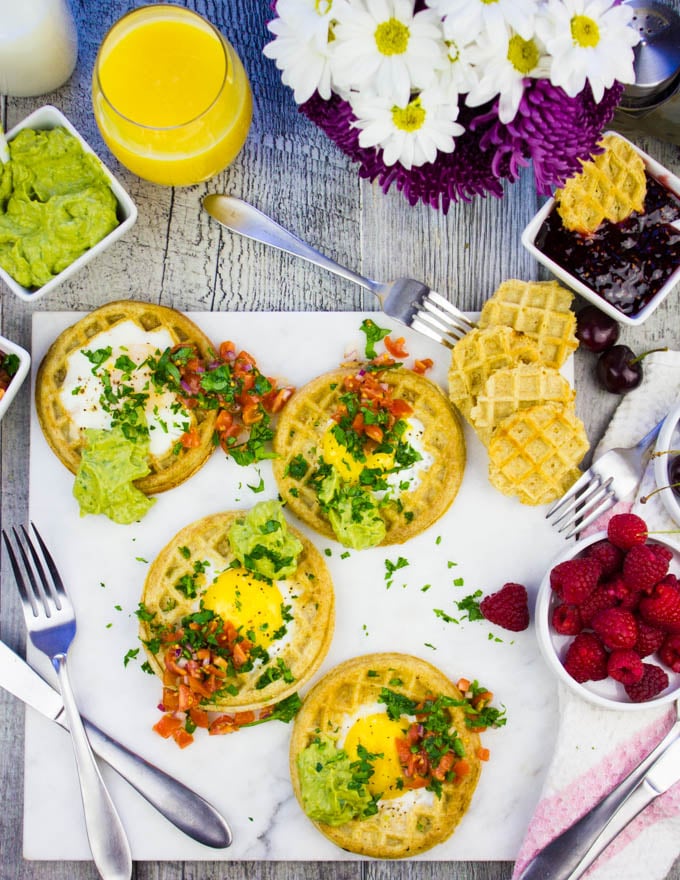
[35,300,217,494]
[470,363,575,447]
[139,510,335,712]
[555,133,646,233]
[272,366,466,546]
[488,402,588,505]
[289,653,482,859]
[478,280,577,370]
[448,325,541,422]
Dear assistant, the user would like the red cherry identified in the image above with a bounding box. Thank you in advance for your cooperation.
[596,345,643,393]
[576,306,620,353]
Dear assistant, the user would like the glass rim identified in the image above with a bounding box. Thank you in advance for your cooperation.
[93,3,230,133]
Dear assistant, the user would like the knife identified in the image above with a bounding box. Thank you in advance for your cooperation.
[517,700,680,880]
[0,639,232,849]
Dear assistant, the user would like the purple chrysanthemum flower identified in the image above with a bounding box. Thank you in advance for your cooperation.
[300,78,621,212]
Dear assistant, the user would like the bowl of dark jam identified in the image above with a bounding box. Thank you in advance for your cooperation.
[522,133,680,327]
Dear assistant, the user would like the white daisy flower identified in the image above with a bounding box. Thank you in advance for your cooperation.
[426,0,540,42]
[330,0,447,106]
[438,16,484,96]
[263,0,336,103]
[536,0,639,102]
[465,24,550,124]
[350,87,465,169]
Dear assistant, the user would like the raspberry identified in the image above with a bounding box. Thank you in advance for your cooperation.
[480,583,529,632]
[563,632,608,683]
[607,649,644,685]
[579,586,618,627]
[591,607,638,650]
[624,663,669,702]
[653,544,674,566]
[634,620,667,658]
[639,581,680,633]
[658,634,680,672]
[601,575,641,611]
[551,603,582,635]
[550,557,602,605]
[607,513,648,550]
[586,540,623,578]
[623,544,670,593]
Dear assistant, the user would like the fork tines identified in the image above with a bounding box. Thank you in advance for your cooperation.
[545,472,618,539]
[411,291,477,348]
[2,524,65,618]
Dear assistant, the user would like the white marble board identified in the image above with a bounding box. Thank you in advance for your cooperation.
[24,311,567,861]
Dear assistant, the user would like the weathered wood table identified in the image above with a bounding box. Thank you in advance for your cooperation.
[2,1,680,878]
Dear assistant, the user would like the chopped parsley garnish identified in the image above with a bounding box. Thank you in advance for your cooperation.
[456,590,484,621]
[123,647,140,667]
[360,318,391,359]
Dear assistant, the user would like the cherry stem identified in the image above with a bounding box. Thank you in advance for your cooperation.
[630,346,669,366]
[640,482,680,503]
[651,448,680,459]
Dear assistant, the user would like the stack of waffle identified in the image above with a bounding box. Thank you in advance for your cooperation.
[448,279,587,505]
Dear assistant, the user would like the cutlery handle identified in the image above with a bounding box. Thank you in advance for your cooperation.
[79,716,233,848]
[204,194,381,298]
[517,722,680,880]
[54,653,132,880]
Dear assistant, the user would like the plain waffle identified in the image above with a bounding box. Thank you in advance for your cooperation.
[470,363,575,447]
[35,300,217,494]
[448,325,541,422]
[478,280,577,370]
[272,366,466,546]
[289,653,481,858]
[555,133,647,233]
[488,402,588,505]
[140,511,335,712]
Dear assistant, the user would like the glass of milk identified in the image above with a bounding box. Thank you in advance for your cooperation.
[0,0,78,97]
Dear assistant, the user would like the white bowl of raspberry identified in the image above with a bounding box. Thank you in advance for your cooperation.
[535,513,680,710]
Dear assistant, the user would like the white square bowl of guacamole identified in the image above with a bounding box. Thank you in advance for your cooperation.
[0,105,137,302]
[0,332,30,423]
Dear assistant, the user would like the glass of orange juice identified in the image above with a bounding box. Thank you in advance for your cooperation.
[92,4,252,186]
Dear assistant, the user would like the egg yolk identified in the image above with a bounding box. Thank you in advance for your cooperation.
[342,713,408,799]
[202,568,284,645]
[322,427,395,483]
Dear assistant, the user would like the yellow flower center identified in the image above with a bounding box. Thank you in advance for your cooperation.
[375,18,410,55]
[507,35,540,75]
[446,39,460,64]
[315,0,332,13]
[571,15,600,48]
[481,0,499,5]
[392,98,426,132]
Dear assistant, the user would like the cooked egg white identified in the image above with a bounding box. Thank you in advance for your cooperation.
[321,418,433,494]
[202,565,295,652]
[59,320,191,458]
[336,702,433,808]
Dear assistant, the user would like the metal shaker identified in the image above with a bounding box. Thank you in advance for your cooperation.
[613,0,680,144]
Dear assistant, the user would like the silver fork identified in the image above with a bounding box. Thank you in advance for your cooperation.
[203,194,476,348]
[2,524,132,880]
[546,417,666,539]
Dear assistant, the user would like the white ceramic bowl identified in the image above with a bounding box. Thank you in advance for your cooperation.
[0,105,137,302]
[522,131,680,327]
[0,333,31,422]
[653,402,680,527]
[535,531,680,710]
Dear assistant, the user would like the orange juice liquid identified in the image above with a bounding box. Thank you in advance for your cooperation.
[93,7,252,185]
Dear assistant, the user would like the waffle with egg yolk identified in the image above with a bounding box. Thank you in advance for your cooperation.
[289,652,482,859]
[272,366,466,545]
[35,300,217,494]
[139,511,335,712]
